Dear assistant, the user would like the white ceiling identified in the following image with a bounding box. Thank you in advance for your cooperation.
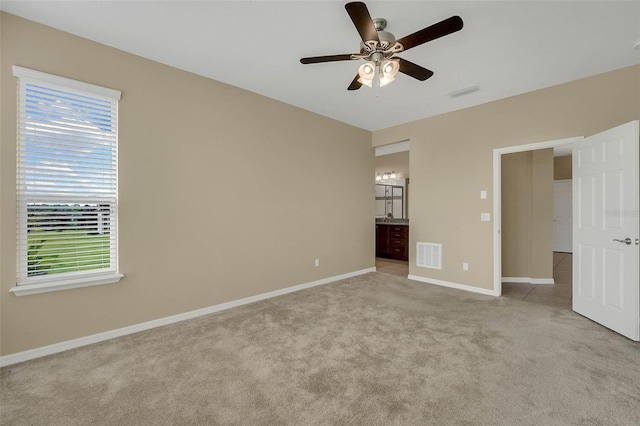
[2,1,639,131]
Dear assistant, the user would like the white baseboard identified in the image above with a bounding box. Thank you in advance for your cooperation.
[502,277,555,285]
[0,267,376,367]
[407,274,499,297]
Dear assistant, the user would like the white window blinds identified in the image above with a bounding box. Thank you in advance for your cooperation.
[13,66,121,286]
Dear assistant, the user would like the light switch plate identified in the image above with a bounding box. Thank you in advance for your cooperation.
[481,213,491,221]
[480,190,487,199]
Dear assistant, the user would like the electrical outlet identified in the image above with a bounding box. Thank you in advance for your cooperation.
[480,190,487,199]
[315,258,320,267]
[463,262,469,271]
[481,213,491,221]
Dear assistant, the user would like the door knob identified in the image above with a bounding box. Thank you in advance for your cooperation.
[613,238,632,245]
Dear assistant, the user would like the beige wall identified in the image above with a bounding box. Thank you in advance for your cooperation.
[554,156,572,180]
[373,65,640,290]
[502,152,533,276]
[530,149,554,278]
[501,149,553,279]
[0,13,374,356]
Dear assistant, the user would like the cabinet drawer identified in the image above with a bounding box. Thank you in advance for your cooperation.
[390,231,406,240]
[389,246,408,261]
[390,239,407,248]
[390,226,408,235]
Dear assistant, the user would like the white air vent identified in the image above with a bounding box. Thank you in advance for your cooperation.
[416,242,442,269]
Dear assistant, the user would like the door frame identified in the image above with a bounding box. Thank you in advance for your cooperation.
[492,136,583,295]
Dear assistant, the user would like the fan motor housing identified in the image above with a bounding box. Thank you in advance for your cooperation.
[359,17,398,54]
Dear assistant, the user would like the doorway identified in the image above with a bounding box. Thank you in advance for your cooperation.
[492,136,583,296]
[500,146,574,309]
[494,122,640,341]
[375,141,410,276]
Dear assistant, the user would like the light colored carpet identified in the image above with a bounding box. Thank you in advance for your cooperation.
[2,272,639,425]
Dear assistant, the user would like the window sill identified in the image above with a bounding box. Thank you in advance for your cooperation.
[10,273,124,296]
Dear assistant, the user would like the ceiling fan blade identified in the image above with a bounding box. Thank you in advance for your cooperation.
[396,16,463,51]
[347,74,362,91]
[300,54,357,64]
[397,58,434,81]
[345,2,379,43]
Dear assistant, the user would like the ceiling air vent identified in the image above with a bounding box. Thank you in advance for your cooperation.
[448,85,479,98]
[416,242,442,269]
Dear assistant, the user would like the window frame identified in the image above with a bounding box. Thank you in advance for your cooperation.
[10,66,123,296]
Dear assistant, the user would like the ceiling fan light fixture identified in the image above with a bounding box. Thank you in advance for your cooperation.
[300,3,464,91]
[358,61,376,87]
[358,77,373,87]
[381,59,399,76]
[379,75,395,87]
[379,58,399,87]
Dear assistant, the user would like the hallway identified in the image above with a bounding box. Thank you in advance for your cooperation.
[502,252,572,309]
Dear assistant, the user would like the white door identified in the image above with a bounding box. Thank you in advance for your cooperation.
[573,121,639,341]
[553,180,573,252]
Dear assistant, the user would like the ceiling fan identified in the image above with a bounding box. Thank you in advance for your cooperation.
[300,2,463,90]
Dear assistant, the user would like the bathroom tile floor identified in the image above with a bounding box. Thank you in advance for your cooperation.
[502,252,572,310]
[375,257,409,277]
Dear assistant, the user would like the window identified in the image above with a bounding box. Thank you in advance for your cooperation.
[12,66,123,296]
